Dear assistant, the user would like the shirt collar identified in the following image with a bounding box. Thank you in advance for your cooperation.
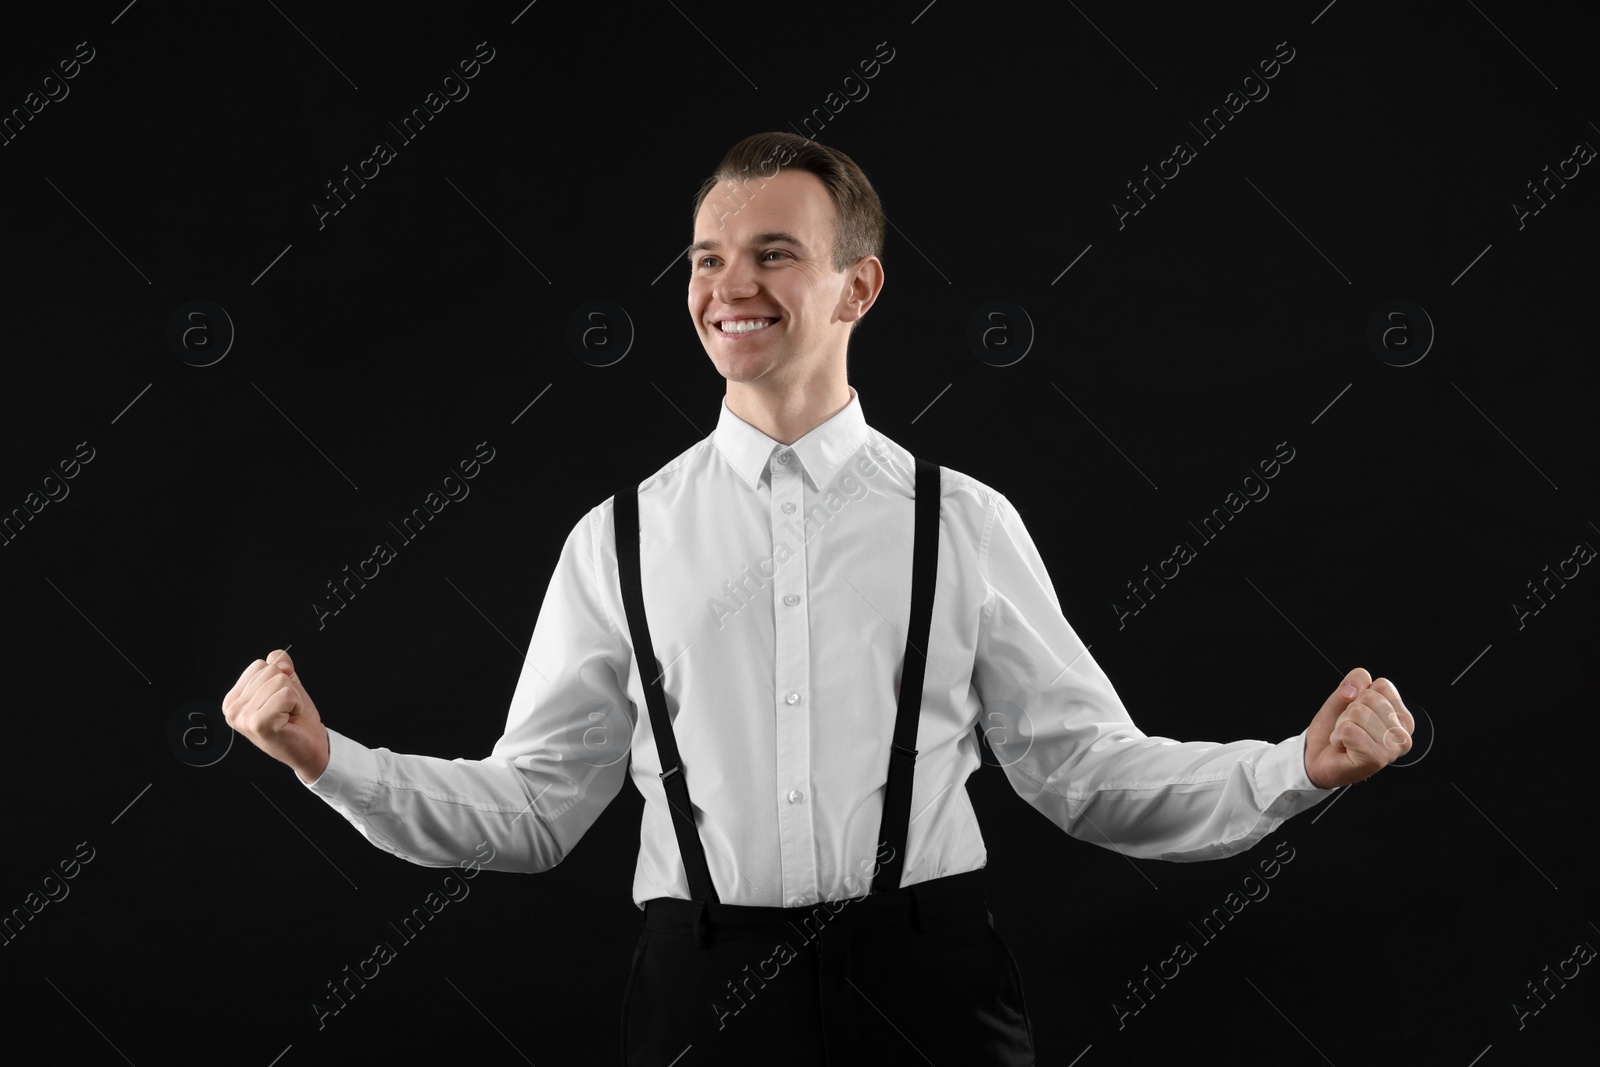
[713,385,870,492]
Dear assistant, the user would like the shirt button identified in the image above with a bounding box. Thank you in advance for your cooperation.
[777,451,791,465]
[784,594,800,606]
[785,692,800,705]
[787,789,804,803]
[781,502,796,513]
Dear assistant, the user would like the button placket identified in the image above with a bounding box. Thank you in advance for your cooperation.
[770,448,817,905]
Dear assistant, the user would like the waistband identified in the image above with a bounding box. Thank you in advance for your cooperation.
[641,868,989,948]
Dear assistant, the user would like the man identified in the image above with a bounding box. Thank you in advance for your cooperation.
[222,132,1414,1065]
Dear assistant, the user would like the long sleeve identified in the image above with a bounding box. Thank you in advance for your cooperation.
[300,505,634,871]
[971,492,1336,862]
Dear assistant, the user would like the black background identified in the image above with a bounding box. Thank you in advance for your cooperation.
[2,1,1595,1064]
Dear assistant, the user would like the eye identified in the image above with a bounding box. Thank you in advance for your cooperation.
[695,255,719,269]
[762,250,790,261]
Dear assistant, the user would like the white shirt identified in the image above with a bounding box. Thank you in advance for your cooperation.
[303,386,1335,909]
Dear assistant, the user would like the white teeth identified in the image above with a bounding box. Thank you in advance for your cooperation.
[719,318,774,334]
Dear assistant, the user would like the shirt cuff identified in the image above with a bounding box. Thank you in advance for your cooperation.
[298,726,379,814]
[1255,729,1339,818]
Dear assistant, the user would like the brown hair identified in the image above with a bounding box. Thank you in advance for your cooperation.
[692,132,885,273]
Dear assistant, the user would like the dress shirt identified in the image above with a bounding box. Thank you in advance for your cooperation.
[302,386,1336,909]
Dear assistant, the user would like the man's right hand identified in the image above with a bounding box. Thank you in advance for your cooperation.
[222,650,331,784]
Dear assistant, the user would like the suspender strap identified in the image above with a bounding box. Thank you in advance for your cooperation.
[872,457,941,894]
[614,455,942,904]
[613,482,721,905]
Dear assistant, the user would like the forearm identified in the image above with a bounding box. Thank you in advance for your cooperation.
[302,726,622,872]
[1005,730,1334,861]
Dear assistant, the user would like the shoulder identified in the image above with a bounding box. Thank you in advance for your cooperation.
[868,428,1015,531]
[935,463,1009,516]
[588,436,716,530]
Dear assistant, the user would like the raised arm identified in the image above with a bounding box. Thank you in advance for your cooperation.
[220,504,635,872]
[971,491,1339,862]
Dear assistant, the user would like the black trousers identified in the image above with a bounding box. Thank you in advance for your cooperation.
[620,869,1036,1066]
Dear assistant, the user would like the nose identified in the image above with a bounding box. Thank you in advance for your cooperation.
[713,256,759,303]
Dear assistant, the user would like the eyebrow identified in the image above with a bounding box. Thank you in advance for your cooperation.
[687,231,808,259]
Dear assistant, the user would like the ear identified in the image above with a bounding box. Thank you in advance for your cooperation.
[837,255,884,325]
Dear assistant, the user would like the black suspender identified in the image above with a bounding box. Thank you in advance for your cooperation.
[871,456,940,893]
[613,455,942,904]
[613,478,721,904]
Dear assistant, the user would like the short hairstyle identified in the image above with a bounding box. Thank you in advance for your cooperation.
[691,132,885,273]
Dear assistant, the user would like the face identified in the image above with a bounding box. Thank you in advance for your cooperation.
[688,169,879,391]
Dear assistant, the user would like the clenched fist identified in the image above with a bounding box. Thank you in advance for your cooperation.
[221,650,330,784]
[1303,667,1414,789]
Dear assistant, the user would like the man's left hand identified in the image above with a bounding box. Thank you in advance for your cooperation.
[1303,668,1414,789]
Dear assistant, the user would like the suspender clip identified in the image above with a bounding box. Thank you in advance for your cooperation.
[660,765,682,782]
[890,743,918,760]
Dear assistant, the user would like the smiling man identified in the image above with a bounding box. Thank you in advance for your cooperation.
[222,132,1414,1066]
[686,145,882,450]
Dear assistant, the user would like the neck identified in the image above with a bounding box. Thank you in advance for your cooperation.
[726,374,852,446]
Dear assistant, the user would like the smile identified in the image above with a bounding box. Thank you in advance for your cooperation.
[716,317,777,334]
